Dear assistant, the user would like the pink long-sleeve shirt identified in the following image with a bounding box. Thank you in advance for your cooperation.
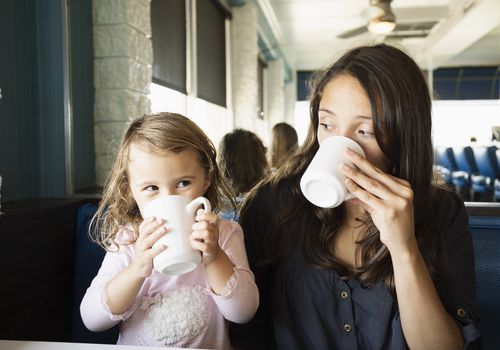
[80,219,258,349]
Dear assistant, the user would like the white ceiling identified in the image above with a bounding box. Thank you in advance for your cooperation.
[262,0,500,71]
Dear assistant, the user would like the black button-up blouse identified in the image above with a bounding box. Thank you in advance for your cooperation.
[230,182,481,350]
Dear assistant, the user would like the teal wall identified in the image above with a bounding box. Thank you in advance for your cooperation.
[0,0,95,201]
[35,0,67,197]
[0,0,42,201]
[69,0,95,192]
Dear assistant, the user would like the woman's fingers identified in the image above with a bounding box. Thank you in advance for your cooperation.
[345,148,408,191]
[344,177,385,213]
[342,163,392,200]
[344,148,413,200]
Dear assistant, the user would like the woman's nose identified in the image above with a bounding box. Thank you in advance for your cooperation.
[337,128,352,138]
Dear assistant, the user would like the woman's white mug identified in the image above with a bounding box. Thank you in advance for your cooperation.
[300,136,365,208]
[143,195,211,275]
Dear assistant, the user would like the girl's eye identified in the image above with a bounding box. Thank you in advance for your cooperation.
[144,185,159,192]
[176,180,190,188]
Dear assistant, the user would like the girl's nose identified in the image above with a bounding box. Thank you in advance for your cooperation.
[164,189,176,196]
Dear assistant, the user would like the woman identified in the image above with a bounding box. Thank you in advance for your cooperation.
[233,44,480,349]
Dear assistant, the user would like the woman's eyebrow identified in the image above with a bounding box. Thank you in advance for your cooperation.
[356,115,372,120]
[318,108,335,115]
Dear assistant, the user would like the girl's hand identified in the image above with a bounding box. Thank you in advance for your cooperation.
[341,148,417,255]
[190,209,221,265]
[131,217,167,278]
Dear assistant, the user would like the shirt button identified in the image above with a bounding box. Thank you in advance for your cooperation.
[344,323,352,333]
[340,291,349,299]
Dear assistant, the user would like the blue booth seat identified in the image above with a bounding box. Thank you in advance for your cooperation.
[452,146,478,177]
[72,203,119,344]
[495,149,500,201]
[449,146,478,200]
[435,146,458,185]
[471,146,500,201]
[468,211,500,349]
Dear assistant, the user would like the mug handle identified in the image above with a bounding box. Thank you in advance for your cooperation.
[185,197,212,217]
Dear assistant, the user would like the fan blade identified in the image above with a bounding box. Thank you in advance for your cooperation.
[337,26,367,39]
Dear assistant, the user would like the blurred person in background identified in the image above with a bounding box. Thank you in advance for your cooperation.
[218,129,269,221]
[270,122,298,170]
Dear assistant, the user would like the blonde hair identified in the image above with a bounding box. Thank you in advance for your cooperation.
[91,112,235,250]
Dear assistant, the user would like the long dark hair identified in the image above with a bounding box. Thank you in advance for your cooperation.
[271,122,299,168]
[218,128,269,195]
[241,44,440,292]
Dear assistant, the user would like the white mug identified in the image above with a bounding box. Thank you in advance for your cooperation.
[143,195,211,275]
[300,136,365,208]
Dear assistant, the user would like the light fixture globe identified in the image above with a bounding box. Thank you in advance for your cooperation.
[368,17,396,35]
[366,0,396,35]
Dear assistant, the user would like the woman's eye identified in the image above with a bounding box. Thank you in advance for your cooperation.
[144,185,159,192]
[320,122,334,130]
[176,180,190,188]
[358,129,374,137]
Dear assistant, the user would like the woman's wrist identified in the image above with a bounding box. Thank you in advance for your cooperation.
[387,238,421,264]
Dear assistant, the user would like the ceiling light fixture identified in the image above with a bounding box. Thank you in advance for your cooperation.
[367,0,396,35]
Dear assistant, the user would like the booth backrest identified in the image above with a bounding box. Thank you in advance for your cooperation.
[71,204,500,347]
[468,212,500,349]
[72,204,119,344]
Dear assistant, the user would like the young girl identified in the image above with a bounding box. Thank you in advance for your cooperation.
[80,113,259,349]
[233,44,480,349]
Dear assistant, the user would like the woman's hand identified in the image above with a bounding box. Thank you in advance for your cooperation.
[341,148,417,255]
[191,209,221,265]
[131,217,167,278]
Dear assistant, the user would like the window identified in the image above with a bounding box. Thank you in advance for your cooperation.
[196,0,229,107]
[151,0,187,93]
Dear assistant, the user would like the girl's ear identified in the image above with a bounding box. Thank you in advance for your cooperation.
[204,177,212,193]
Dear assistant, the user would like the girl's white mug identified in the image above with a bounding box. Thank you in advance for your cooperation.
[300,136,365,208]
[143,195,211,275]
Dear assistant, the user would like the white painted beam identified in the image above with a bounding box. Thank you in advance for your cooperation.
[416,0,500,68]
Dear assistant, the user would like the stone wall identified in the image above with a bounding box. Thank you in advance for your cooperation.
[266,57,285,129]
[230,2,259,131]
[93,0,152,186]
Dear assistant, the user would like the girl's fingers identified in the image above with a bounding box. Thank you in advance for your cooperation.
[150,243,167,257]
[142,225,168,248]
[195,210,218,225]
[190,229,211,242]
[139,217,165,238]
[190,239,209,253]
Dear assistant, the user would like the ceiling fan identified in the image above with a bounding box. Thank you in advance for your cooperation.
[337,0,397,39]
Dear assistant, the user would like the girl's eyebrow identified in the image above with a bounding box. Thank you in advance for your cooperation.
[172,175,196,182]
[135,180,154,188]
